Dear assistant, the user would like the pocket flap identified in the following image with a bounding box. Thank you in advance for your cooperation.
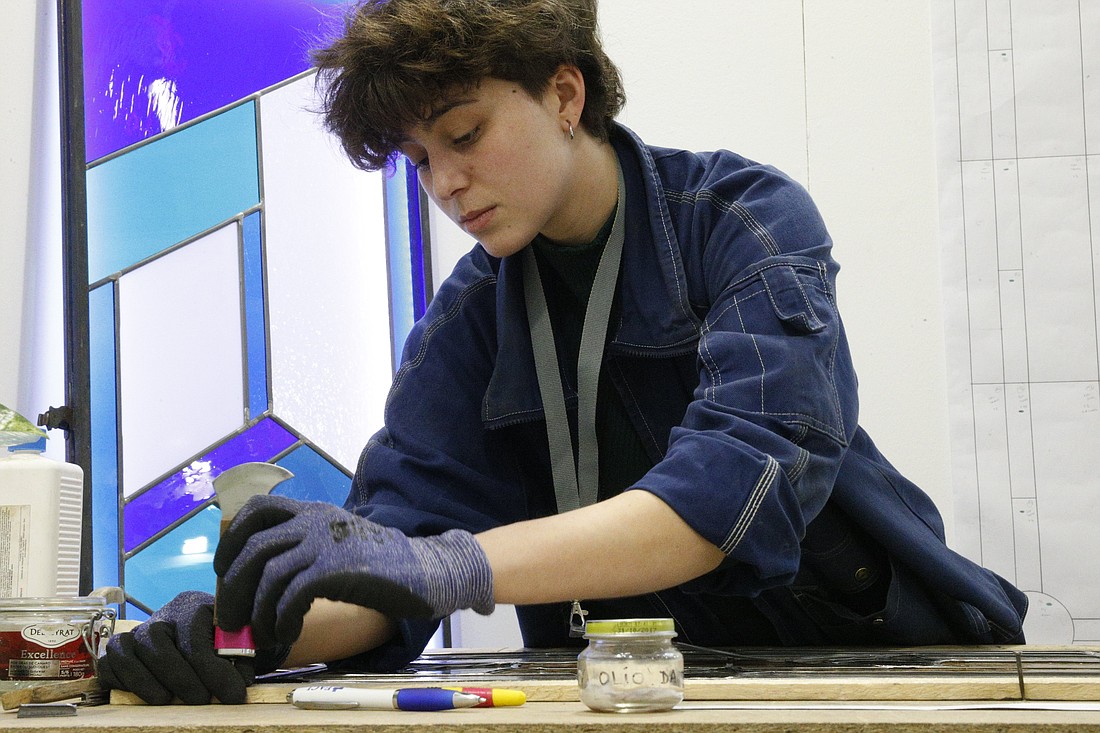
[760,264,827,333]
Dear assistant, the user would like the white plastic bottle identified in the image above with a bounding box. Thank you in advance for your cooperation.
[0,444,83,597]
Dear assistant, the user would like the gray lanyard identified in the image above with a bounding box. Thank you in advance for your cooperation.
[522,165,626,514]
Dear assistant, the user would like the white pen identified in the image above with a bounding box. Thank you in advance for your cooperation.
[288,685,485,711]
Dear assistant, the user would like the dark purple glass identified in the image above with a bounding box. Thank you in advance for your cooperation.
[122,417,298,553]
[82,0,348,162]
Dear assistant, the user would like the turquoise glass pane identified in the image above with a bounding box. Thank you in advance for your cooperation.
[125,505,220,613]
[274,445,352,506]
[89,284,119,589]
[242,212,269,419]
[86,102,260,284]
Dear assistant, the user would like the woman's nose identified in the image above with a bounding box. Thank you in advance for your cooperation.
[429,157,468,201]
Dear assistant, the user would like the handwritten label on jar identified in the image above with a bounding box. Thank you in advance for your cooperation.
[578,657,684,711]
[583,659,682,688]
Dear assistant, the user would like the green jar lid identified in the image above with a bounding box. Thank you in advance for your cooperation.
[584,618,675,636]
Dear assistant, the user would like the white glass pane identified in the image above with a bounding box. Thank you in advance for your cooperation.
[118,224,244,496]
[428,204,477,293]
[260,75,391,472]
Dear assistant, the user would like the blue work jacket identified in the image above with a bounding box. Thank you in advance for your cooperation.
[344,123,1027,671]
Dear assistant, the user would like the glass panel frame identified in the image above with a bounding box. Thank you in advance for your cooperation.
[58,1,433,618]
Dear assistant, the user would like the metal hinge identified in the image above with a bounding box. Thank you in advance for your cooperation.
[37,405,73,433]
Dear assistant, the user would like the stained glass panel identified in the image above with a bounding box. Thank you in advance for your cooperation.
[123,418,298,553]
[273,444,352,506]
[116,224,244,496]
[242,212,269,421]
[260,76,391,472]
[124,506,221,614]
[74,0,425,620]
[86,102,259,284]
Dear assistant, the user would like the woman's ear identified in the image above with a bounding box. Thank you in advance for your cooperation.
[549,64,586,133]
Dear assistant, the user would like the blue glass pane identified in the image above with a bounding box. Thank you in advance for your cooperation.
[125,506,220,613]
[384,158,429,366]
[83,0,351,162]
[86,102,260,284]
[405,159,429,320]
[89,284,119,589]
[123,418,298,552]
[385,160,414,368]
[274,445,352,506]
[125,602,149,622]
[242,212,269,420]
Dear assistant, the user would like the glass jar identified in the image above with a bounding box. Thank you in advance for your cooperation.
[577,618,683,712]
[0,597,117,692]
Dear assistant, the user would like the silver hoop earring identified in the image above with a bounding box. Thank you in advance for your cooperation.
[568,122,575,140]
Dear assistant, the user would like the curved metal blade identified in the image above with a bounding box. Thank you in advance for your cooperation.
[213,461,293,519]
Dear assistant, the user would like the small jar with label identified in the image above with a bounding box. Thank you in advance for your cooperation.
[0,596,116,692]
[577,618,683,712]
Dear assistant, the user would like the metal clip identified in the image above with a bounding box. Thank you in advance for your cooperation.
[568,600,588,638]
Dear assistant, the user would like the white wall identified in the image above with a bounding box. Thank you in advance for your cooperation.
[0,1,39,408]
[1,0,64,459]
[619,3,949,526]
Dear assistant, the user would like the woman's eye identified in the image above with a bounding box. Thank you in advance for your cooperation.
[414,157,430,171]
[453,126,480,146]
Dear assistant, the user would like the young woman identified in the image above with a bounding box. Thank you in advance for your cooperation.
[99,0,1027,705]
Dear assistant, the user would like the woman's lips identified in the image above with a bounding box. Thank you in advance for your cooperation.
[459,206,495,235]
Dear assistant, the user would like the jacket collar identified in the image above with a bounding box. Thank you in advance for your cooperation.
[482,123,701,428]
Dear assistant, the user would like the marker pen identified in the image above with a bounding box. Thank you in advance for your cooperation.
[441,686,527,707]
[289,685,484,711]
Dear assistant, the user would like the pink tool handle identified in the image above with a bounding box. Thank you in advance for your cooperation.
[214,625,256,657]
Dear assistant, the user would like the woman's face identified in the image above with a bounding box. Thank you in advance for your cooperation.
[398,77,579,258]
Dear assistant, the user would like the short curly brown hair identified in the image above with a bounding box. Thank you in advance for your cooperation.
[312,0,625,171]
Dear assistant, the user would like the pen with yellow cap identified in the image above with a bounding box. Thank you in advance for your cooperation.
[440,686,526,707]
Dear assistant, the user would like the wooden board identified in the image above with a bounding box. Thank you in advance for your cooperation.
[106,673,1100,706]
[17,646,1098,706]
[0,678,106,710]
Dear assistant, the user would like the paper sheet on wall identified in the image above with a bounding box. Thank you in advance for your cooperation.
[932,0,1100,644]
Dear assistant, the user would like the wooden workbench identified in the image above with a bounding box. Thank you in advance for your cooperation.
[3,698,1100,732]
[4,646,1100,731]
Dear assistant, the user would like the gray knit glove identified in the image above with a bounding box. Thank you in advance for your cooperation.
[213,495,494,647]
[97,591,287,705]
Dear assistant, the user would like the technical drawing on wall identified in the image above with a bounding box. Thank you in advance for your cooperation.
[933,0,1100,644]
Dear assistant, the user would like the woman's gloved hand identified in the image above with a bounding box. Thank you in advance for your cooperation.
[212,495,495,648]
[97,591,282,705]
